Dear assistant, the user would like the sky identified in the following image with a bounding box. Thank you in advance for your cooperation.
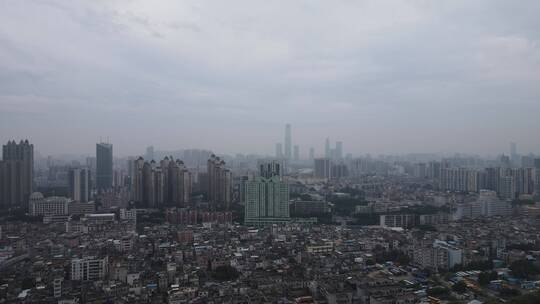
[1,0,540,157]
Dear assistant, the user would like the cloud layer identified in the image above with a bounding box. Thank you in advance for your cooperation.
[1,0,539,156]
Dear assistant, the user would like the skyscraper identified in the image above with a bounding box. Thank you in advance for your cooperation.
[245,161,290,226]
[68,168,90,202]
[335,141,343,159]
[96,143,113,190]
[293,145,299,161]
[132,156,191,208]
[284,124,292,160]
[275,143,283,158]
[325,137,331,158]
[309,147,315,161]
[534,158,540,198]
[207,154,232,210]
[145,146,155,161]
[259,160,282,178]
[510,142,518,166]
[0,140,34,209]
[314,158,331,179]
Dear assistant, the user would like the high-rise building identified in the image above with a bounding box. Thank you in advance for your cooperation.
[96,143,113,190]
[68,168,91,202]
[309,147,315,161]
[521,155,534,168]
[0,140,34,209]
[335,141,343,159]
[132,156,191,208]
[314,158,331,179]
[284,124,292,159]
[145,146,155,161]
[439,167,480,193]
[259,160,282,178]
[275,143,283,158]
[510,142,519,166]
[245,161,289,226]
[331,162,348,179]
[207,154,232,210]
[325,138,331,158]
[293,145,299,161]
[534,159,540,198]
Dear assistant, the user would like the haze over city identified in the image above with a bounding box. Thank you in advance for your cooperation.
[1,0,540,156]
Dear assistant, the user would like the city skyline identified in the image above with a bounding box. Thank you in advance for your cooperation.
[1,1,540,155]
[2,2,540,303]
[0,133,536,159]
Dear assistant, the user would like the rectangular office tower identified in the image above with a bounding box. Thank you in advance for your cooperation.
[245,161,290,226]
[0,140,34,209]
[68,168,91,202]
[96,143,113,190]
[284,124,292,159]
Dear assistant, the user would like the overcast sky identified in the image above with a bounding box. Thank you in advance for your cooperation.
[1,0,539,157]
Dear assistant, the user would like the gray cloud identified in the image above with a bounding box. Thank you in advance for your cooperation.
[0,0,539,156]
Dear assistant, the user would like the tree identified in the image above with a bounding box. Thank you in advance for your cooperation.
[452,280,467,293]
[508,290,540,304]
[211,265,240,281]
[510,260,540,279]
[478,271,498,286]
[21,277,34,289]
[427,286,449,297]
[500,287,521,297]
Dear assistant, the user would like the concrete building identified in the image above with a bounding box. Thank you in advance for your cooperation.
[335,141,343,159]
[325,138,331,158]
[68,201,96,215]
[132,157,191,208]
[29,192,71,216]
[120,208,137,222]
[0,140,34,209]
[293,145,299,161]
[145,145,154,161]
[535,158,540,198]
[96,143,113,190]
[284,124,292,160]
[245,162,290,226]
[379,214,416,229]
[275,143,283,159]
[314,158,331,179]
[207,155,232,210]
[454,190,511,219]
[290,201,329,216]
[68,168,90,202]
[258,160,282,179]
[439,168,479,192]
[71,256,109,281]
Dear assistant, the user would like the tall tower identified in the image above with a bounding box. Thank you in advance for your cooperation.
[245,161,290,226]
[314,158,331,179]
[510,142,518,166]
[0,140,34,209]
[325,138,331,158]
[534,158,540,198]
[68,168,90,202]
[96,142,113,190]
[284,124,292,160]
[207,155,232,210]
[293,145,300,161]
[275,143,283,158]
[145,146,155,161]
[259,161,282,178]
[309,147,315,161]
[335,141,343,159]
